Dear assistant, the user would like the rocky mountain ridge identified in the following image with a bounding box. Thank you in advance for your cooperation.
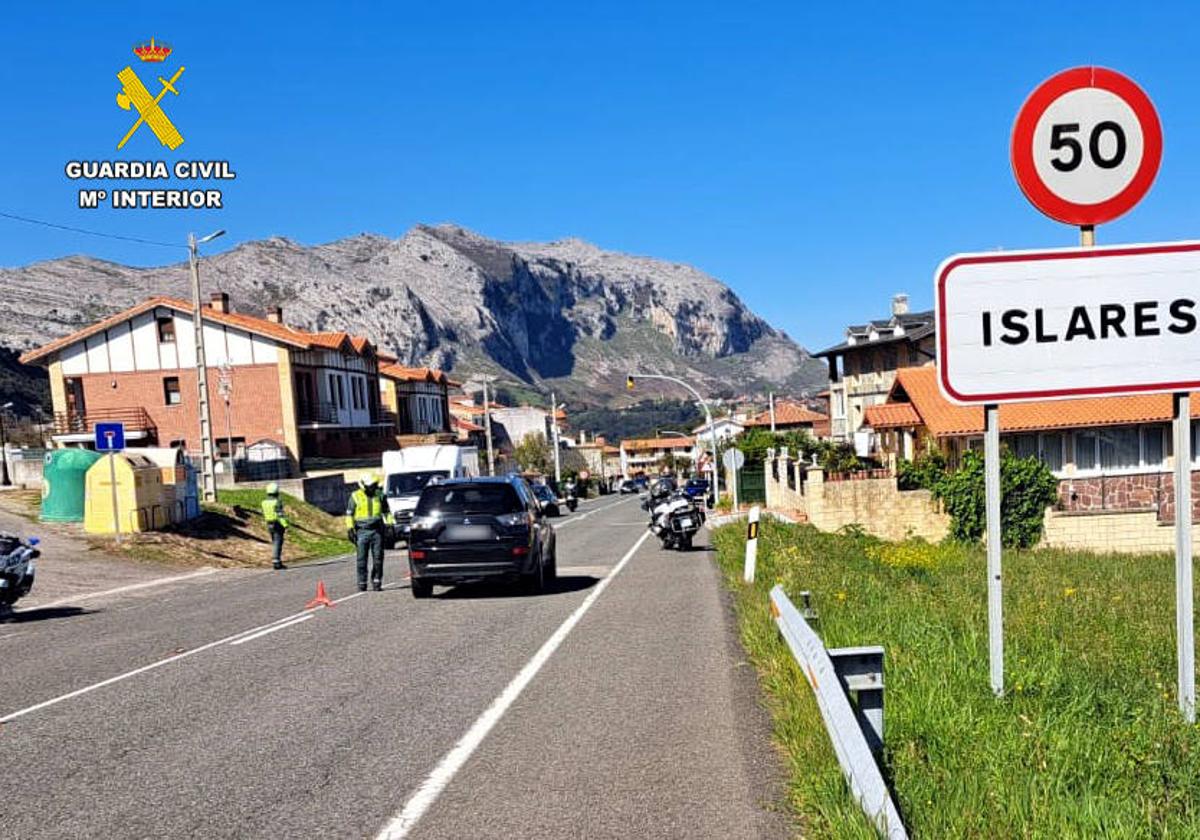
[0,224,825,405]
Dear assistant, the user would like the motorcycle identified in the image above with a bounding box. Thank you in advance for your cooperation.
[564,482,579,513]
[647,490,705,551]
[0,532,40,613]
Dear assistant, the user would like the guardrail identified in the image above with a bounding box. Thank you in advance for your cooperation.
[768,585,907,839]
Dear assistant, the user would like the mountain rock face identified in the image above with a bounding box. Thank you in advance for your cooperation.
[0,224,825,405]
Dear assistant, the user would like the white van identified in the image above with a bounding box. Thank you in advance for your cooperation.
[382,445,480,540]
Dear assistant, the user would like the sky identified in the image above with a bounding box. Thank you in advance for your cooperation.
[2,1,1199,352]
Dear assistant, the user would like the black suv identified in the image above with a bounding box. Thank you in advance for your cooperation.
[407,476,557,598]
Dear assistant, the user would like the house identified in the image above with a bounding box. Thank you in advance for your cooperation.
[691,416,745,444]
[378,364,454,442]
[19,294,393,472]
[814,294,935,443]
[619,436,697,478]
[491,405,561,450]
[742,400,829,436]
[863,365,1200,517]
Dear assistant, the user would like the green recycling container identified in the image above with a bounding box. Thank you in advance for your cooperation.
[40,448,103,522]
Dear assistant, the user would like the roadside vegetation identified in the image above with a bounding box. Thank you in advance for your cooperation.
[714,518,1200,837]
[91,488,348,567]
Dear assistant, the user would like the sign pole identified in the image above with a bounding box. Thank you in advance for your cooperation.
[1080,225,1095,247]
[984,403,1003,696]
[108,451,122,545]
[1174,392,1195,722]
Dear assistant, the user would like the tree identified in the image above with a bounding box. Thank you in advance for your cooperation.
[513,433,553,475]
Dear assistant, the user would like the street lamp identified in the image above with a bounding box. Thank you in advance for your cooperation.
[627,373,720,505]
[189,229,225,501]
[0,401,12,487]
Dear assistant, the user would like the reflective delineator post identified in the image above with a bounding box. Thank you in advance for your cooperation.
[1174,392,1194,722]
[744,505,760,583]
[984,403,1003,696]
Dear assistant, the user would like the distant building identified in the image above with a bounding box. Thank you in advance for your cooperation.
[691,416,745,443]
[619,436,696,478]
[491,405,566,450]
[742,400,829,436]
[378,364,455,442]
[813,294,935,443]
[19,294,394,471]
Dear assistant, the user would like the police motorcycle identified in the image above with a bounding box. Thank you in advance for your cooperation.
[563,480,579,513]
[0,532,40,613]
[643,478,704,551]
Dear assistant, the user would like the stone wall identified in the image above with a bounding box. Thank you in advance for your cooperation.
[1041,508,1200,554]
[1057,471,1200,523]
[762,454,950,542]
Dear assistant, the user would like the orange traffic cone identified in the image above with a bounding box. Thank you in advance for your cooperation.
[306,580,336,610]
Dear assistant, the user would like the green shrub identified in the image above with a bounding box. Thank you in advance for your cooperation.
[932,449,1059,549]
[896,450,947,490]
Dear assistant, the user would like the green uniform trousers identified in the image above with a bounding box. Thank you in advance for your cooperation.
[355,527,384,589]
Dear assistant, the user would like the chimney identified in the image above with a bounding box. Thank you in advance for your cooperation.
[266,305,283,323]
[891,293,909,317]
[210,292,230,313]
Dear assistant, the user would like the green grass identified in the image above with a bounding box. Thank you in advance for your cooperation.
[211,488,348,560]
[713,519,1200,838]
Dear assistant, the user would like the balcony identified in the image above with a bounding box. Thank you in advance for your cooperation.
[53,407,156,438]
[297,401,340,426]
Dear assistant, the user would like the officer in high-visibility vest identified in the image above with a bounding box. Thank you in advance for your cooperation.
[345,473,394,591]
[261,483,289,570]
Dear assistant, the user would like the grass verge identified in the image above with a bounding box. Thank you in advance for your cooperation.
[713,518,1200,838]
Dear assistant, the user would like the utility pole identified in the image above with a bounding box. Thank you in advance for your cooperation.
[218,361,235,481]
[0,402,12,487]
[769,392,776,434]
[188,230,225,501]
[481,376,496,476]
[628,372,720,505]
[550,391,562,486]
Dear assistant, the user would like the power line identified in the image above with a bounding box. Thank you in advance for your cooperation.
[0,210,186,250]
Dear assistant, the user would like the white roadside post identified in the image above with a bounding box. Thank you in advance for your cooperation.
[744,504,761,583]
[983,404,1002,695]
[723,447,744,512]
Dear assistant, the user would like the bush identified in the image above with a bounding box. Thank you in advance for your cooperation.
[932,450,1059,549]
[896,450,947,491]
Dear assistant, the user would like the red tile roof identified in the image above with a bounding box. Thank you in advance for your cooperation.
[621,437,695,452]
[19,296,376,364]
[743,400,828,427]
[453,415,484,433]
[888,366,1200,437]
[380,364,449,385]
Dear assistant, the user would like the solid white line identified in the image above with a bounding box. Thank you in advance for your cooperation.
[229,613,313,646]
[374,528,651,840]
[0,590,365,724]
[24,568,220,611]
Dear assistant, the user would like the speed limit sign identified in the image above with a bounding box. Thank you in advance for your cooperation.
[1011,66,1162,226]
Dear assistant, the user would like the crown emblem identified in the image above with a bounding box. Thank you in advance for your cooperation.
[133,37,172,63]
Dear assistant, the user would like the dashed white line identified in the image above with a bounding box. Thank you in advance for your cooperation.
[0,590,364,724]
[228,613,314,646]
[374,528,651,840]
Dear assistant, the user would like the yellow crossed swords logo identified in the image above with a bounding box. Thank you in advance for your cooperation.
[115,65,186,150]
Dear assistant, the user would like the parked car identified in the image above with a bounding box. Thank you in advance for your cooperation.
[683,477,710,499]
[531,483,561,517]
[407,476,557,598]
[618,479,639,494]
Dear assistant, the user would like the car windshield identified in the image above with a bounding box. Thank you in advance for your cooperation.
[387,471,450,497]
[533,485,555,501]
[415,483,524,516]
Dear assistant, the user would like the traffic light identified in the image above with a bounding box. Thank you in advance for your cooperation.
[626,376,635,391]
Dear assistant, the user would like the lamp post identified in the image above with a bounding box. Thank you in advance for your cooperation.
[0,401,12,487]
[473,374,497,476]
[628,372,720,505]
[550,391,563,487]
[189,229,224,501]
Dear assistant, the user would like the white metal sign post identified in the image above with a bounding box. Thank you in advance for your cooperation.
[723,448,744,511]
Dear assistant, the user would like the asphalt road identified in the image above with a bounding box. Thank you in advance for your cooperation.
[0,495,787,839]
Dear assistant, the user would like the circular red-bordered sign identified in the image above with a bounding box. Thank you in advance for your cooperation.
[1011,67,1162,226]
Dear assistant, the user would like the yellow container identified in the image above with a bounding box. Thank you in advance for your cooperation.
[84,453,169,534]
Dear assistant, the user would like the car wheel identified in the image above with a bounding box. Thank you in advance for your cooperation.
[411,578,433,599]
[523,554,546,594]
[680,533,693,551]
[545,541,558,581]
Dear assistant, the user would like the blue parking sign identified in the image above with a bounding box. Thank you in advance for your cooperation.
[95,422,126,452]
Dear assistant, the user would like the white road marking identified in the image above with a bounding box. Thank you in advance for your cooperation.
[22,568,220,611]
[374,528,651,840]
[229,613,313,646]
[0,590,364,724]
[553,496,630,528]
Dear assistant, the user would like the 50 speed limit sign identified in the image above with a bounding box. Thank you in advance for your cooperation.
[1011,66,1162,226]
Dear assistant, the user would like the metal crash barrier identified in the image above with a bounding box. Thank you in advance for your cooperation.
[768,585,907,839]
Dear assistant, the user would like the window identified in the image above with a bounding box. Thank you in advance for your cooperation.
[336,377,345,410]
[1099,427,1140,471]
[163,376,181,405]
[350,378,361,411]
[1194,421,1200,467]
[1073,426,1166,474]
[1041,432,1065,473]
[216,437,246,458]
[157,316,175,343]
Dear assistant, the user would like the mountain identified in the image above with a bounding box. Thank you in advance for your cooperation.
[0,224,826,409]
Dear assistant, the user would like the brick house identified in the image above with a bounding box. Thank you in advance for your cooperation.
[863,366,1200,521]
[19,294,395,472]
[814,294,935,443]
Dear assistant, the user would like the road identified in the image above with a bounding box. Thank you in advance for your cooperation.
[0,495,787,839]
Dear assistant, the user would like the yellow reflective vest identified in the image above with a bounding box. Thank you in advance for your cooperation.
[345,488,393,530]
[262,496,289,528]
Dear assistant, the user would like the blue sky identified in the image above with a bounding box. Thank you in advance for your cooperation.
[2,2,1199,351]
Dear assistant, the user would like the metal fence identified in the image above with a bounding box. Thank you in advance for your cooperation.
[769,585,907,839]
